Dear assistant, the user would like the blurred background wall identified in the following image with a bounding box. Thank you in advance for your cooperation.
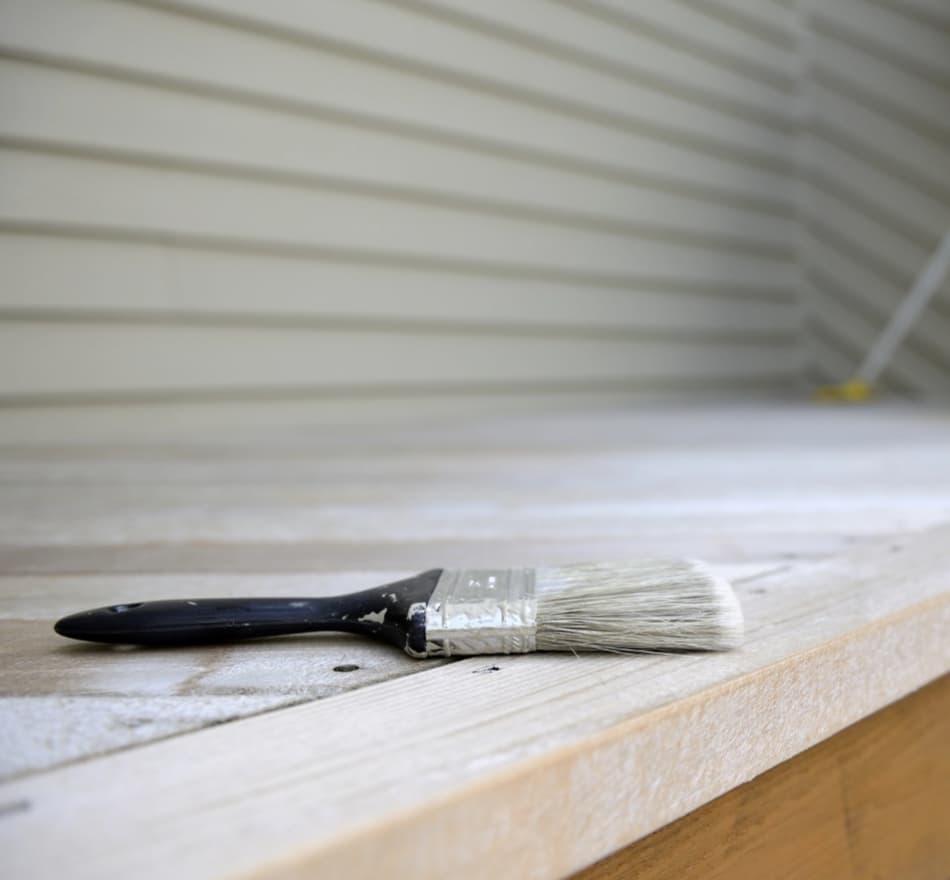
[797,0,950,398]
[0,0,947,441]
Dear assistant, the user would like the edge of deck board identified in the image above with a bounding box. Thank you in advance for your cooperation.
[1,524,948,880]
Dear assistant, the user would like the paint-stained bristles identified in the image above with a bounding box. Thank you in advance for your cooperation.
[535,560,743,653]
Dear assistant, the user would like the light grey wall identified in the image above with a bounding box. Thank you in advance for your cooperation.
[797,0,950,395]
[7,0,940,439]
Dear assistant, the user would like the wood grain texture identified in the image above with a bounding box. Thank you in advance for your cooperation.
[0,570,447,778]
[2,404,949,878]
[1,521,947,879]
[575,673,950,880]
[3,403,950,574]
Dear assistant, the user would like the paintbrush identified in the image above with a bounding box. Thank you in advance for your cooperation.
[53,560,743,656]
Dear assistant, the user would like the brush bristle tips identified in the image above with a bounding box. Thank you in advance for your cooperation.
[535,559,743,654]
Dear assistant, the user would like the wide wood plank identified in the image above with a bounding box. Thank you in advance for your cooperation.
[5,405,950,574]
[2,524,947,879]
[575,673,950,879]
[0,561,779,779]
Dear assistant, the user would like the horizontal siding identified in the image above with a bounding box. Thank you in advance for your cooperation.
[0,323,800,398]
[0,0,834,439]
[0,148,796,286]
[144,0,795,154]
[565,0,799,85]
[0,0,794,206]
[0,59,795,252]
[0,235,798,335]
[798,0,950,396]
[396,0,794,117]
[801,229,950,374]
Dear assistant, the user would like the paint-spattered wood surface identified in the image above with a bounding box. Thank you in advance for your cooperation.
[1,403,949,879]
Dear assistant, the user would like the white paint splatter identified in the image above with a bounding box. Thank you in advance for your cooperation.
[358,610,387,624]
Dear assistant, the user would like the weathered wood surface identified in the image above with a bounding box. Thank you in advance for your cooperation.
[1,403,949,878]
[1,523,948,879]
[575,672,950,880]
[0,570,446,778]
[3,403,950,575]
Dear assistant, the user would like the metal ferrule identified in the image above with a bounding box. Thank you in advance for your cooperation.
[424,568,537,657]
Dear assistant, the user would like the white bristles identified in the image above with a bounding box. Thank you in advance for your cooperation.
[534,560,743,653]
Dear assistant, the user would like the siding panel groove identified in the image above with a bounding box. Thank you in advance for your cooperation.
[2,0,948,438]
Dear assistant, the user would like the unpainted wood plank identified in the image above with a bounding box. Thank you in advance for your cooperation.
[1,524,947,880]
[0,562,769,778]
[0,569,441,778]
[574,672,950,880]
[3,404,950,573]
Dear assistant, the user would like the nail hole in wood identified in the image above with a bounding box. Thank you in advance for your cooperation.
[333,664,360,673]
[0,799,31,819]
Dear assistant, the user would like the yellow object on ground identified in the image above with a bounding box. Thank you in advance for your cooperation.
[813,379,874,403]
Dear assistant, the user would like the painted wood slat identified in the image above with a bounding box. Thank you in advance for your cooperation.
[802,230,950,371]
[2,524,947,880]
[803,134,950,247]
[812,87,950,204]
[0,0,794,205]
[803,320,858,387]
[674,0,799,47]
[0,235,799,335]
[869,0,950,31]
[803,181,939,284]
[811,33,950,142]
[0,149,797,286]
[0,59,797,251]
[394,0,793,115]
[0,322,800,398]
[815,0,950,85]
[140,0,794,160]
[567,0,798,83]
[804,279,947,395]
[0,386,807,447]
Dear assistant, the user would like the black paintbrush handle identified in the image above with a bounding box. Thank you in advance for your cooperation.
[53,569,443,654]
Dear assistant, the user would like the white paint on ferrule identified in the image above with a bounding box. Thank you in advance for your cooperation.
[424,568,537,657]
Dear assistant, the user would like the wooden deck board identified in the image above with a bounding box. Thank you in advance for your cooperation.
[574,673,950,880]
[1,403,949,878]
